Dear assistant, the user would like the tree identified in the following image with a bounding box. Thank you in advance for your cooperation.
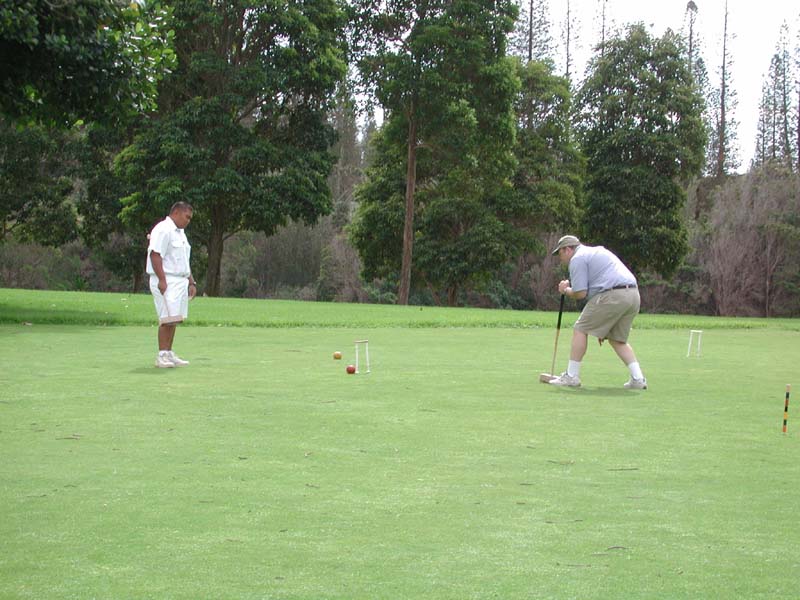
[796,23,800,173]
[328,82,363,229]
[593,0,614,59]
[680,1,715,219]
[684,1,699,76]
[681,0,711,98]
[560,0,580,81]
[0,1,175,251]
[511,60,583,236]
[706,0,739,176]
[575,24,707,277]
[0,0,175,127]
[706,164,800,316]
[73,123,154,292]
[501,59,584,309]
[0,119,77,245]
[509,0,554,64]
[116,0,347,296]
[351,0,520,304]
[753,23,796,169]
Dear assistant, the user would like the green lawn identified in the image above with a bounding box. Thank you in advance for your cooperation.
[1,289,800,599]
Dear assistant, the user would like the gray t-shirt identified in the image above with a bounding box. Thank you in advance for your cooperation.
[569,244,637,299]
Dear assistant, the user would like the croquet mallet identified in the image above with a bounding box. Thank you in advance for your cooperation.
[539,294,565,383]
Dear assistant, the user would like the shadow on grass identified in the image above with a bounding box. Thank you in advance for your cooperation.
[0,309,133,326]
[546,386,635,397]
[129,367,177,375]
[579,387,643,397]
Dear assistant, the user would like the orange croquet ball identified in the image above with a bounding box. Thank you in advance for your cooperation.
[333,351,342,360]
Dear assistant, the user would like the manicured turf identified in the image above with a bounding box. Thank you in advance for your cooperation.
[1,289,799,598]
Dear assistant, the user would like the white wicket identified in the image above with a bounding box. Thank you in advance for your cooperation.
[355,339,370,373]
[687,329,703,357]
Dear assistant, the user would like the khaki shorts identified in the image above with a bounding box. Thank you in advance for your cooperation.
[574,288,640,343]
[150,275,189,325]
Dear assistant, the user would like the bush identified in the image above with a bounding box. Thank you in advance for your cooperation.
[0,237,130,292]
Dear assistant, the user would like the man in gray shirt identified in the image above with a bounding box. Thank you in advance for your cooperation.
[547,235,647,389]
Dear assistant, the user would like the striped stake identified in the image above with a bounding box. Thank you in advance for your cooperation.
[783,384,791,433]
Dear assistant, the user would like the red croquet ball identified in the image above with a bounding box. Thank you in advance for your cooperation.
[346,365,356,374]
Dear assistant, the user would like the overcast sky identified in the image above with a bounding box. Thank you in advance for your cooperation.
[547,0,800,172]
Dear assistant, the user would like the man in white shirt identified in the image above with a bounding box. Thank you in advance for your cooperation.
[547,235,647,389]
[146,202,197,368]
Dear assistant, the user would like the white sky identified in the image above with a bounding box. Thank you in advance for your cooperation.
[547,0,800,172]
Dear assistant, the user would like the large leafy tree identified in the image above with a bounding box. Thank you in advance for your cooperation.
[116,0,347,295]
[0,1,175,250]
[72,123,156,292]
[575,23,706,277]
[0,0,175,126]
[0,119,77,245]
[350,0,520,305]
[511,59,583,235]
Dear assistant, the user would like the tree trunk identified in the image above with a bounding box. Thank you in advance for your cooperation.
[715,3,729,177]
[447,285,458,307]
[133,270,143,294]
[205,207,226,297]
[527,0,533,63]
[564,0,571,79]
[426,280,442,306]
[398,116,418,305]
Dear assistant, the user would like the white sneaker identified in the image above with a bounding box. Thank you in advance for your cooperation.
[155,353,175,368]
[168,351,189,367]
[548,372,581,387]
[624,377,647,389]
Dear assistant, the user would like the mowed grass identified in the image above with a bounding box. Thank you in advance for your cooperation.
[1,289,800,599]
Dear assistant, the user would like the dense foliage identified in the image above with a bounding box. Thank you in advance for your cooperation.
[511,59,583,236]
[2,4,800,316]
[0,0,175,126]
[115,0,348,295]
[575,24,707,278]
[0,120,77,245]
[350,0,522,305]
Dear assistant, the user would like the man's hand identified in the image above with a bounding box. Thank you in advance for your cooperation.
[189,282,197,300]
[557,279,571,295]
[150,251,168,296]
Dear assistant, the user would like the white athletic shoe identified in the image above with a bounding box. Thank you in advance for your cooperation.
[623,377,648,390]
[548,372,581,387]
[155,353,175,368]
[167,351,189,367]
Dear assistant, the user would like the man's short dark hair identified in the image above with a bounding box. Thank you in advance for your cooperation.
[170,201,193,214]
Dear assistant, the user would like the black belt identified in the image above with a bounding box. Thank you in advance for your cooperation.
[611,284,637,290]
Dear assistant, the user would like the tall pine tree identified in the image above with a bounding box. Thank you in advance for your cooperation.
[753,23,796,169]
[509,0,554,64]
[706,0,739,176]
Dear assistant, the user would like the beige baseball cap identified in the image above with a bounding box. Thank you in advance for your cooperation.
[551,235,581,255]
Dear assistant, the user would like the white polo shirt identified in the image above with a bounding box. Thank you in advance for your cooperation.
[146,216,192,277]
